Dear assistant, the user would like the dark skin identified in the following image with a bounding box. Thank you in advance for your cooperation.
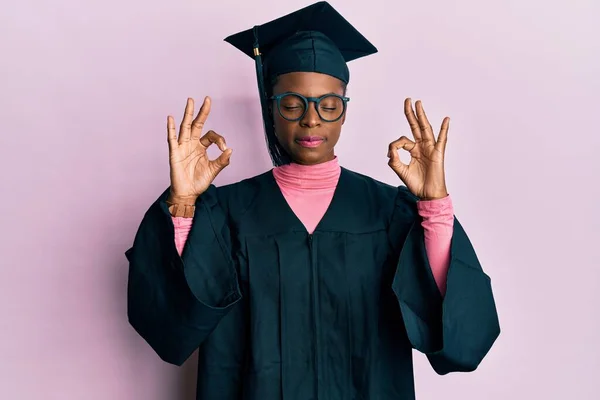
[166,72,451,206]
[271,72,346,166]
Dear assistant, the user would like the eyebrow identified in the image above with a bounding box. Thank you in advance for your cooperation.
[273,91,343,97]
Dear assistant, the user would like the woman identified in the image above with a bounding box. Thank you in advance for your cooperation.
[126,2,500,399]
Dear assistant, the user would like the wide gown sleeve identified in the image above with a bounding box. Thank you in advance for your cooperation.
[125,185,241,366]
[389,186,500,375]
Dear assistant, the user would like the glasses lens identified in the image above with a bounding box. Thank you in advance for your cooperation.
[278,94,306,121]
[318,95,345,122]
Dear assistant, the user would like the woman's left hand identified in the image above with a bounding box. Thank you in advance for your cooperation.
[387,98,450,200]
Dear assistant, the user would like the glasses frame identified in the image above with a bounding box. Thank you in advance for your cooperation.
[269,92,350,123]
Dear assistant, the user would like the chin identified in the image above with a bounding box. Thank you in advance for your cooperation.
[291,151,330,165]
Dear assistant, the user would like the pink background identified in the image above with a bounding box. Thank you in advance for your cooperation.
[1,0,599,398]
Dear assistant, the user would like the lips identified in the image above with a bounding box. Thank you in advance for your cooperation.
[296,136,324,142]
[296,136,325,148]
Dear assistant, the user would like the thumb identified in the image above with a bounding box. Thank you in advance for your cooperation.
[212,148,233,172]
[388,147,408,180]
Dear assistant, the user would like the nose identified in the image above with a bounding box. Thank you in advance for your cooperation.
[300,102,321,128]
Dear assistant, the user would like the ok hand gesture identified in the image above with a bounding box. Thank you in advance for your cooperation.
[388,98,449,200]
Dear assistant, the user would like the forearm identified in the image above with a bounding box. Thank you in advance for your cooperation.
[173,217,193,255]
[417,195,454,296]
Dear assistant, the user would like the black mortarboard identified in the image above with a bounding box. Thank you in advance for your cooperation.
[224,1,377,166]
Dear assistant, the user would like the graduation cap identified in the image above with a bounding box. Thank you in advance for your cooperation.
[224,1,378,166]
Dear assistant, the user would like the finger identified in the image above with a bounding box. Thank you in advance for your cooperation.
[191,96,211,141]
[415,100,435,142]
[404,98,422,141]
[179,98,195,144]
[435,117,450,154]
[388,144,409,178]
[387,136,415,179]
[388,136,416,156]
[167,115,178,151]
[211,148,233,172]
[200,130,227,151]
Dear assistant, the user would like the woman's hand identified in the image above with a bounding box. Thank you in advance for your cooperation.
[388,98,449,200]
[167,97,232,204]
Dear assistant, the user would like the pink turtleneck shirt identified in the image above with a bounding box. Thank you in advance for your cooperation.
[172,158,454,295]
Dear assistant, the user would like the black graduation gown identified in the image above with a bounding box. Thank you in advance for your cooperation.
[126,167,500,400]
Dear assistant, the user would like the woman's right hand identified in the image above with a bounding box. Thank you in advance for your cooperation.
[167,97,232,204]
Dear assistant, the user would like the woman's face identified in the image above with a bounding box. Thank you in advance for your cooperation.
[271,72,347,165]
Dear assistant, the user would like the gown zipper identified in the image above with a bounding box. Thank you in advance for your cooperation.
[308,233,322,399]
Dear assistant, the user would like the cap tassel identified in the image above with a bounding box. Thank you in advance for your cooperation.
[252,26,291,166]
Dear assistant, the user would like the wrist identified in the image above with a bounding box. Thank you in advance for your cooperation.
[166,191,198,218]
[167,192,198,206]
[420,194,448,201]
[166,200,196,218]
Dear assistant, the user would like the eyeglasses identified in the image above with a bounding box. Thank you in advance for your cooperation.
[269,92,350,123]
